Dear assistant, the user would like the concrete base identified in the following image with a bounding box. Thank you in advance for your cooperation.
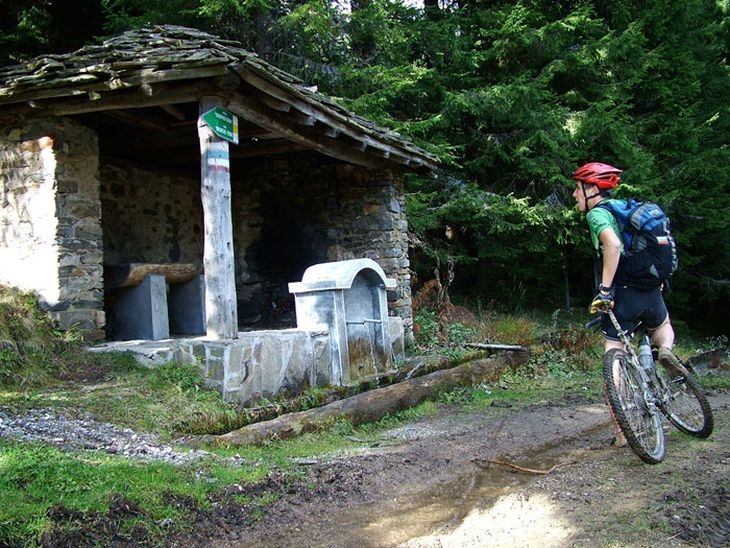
[182,329,332,403]
[110,274,170,340]
[109,273,206,340]
[88,321,405,406]
[389,316,405,363]
[169,274,206,335]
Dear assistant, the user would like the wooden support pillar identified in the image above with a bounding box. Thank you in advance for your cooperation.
[198,96,238,339]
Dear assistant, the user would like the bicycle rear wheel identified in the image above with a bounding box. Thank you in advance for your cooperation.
[603,349,665,464]
[656,366,714,438]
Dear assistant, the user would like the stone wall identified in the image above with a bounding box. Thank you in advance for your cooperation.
[100,155,413,339]
[180,328,332,403]
[101,164,204,267]
[0,117,105,337]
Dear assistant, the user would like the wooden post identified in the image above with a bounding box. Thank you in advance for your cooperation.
[198,96,238,339]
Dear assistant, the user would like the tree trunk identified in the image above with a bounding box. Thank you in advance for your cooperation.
[198,96,238,339]
[208,350,529,447]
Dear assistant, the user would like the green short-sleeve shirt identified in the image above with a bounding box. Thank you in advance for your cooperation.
[586,199,625,254]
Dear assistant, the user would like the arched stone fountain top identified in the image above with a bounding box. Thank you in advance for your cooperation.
[288,258,396,293]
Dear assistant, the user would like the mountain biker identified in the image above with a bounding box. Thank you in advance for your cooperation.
[571,161,685,446]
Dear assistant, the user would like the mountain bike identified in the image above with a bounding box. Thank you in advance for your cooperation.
[588,309,714,464]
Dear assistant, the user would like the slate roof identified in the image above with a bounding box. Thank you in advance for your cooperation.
[0,25,438,172]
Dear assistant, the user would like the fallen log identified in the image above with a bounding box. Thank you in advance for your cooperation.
[466,343,528,352]
[208,349,529,448]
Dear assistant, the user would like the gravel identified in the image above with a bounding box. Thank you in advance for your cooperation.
[0,407,211,465]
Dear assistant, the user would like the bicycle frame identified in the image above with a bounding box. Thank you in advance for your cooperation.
[605,310,663,412]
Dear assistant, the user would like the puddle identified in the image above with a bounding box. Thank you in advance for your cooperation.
[247,425,607,548]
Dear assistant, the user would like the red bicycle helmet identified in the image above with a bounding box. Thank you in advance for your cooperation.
[571,162,622,189]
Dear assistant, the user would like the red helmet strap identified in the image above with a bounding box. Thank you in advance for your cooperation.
[580,181,602,211]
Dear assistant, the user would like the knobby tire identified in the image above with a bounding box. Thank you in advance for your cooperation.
[603,349,665,464]
[655,366,714,438]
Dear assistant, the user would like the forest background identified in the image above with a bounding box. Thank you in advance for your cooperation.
[1,0,728,336]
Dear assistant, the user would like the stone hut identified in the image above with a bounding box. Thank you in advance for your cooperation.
[0,26,437,402]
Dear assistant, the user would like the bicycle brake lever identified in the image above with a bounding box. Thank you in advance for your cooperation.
[585,315,602,330]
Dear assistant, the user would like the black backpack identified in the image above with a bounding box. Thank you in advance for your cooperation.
[596,199,678,290]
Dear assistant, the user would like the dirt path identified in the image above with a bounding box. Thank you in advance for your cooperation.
[171,390,730,548]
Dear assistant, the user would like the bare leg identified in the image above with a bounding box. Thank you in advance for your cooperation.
[648,318,685,375]
[604,339,623,353]
[649,319,675,349]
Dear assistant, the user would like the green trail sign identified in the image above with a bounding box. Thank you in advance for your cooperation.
[202,107,239,144]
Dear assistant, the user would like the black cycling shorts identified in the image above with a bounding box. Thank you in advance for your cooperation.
[601,285,669,341]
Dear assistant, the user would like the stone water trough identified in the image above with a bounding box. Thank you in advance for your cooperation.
[90,259,405,405]
[288,258,399,386]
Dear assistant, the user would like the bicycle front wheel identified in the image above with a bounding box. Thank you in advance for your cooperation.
[603,349,665,464]
[656,366,714,438]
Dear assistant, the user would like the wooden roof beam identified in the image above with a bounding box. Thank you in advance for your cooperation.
[225,91,392,169]
[103,109,174,131]
[257,93,291,113]
[161,104,187,121]
[21,81,221,116]
[231,139,310,158]
[236,67,362,137]
[239,89,400,161]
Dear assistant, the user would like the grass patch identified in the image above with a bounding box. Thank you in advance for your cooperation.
[0,438,271,546]
[701,373,730,391]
